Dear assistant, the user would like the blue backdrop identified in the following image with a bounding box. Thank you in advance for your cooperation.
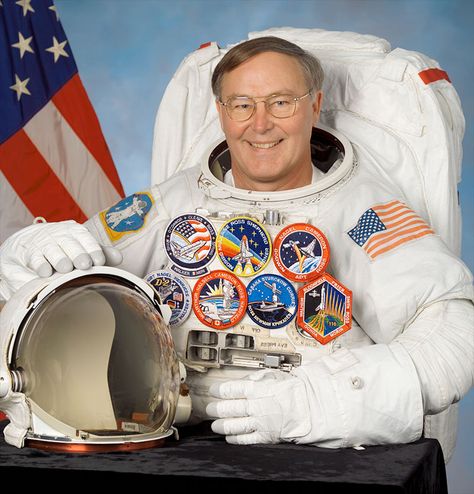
[55,1,473,492]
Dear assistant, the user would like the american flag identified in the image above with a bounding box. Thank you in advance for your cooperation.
[0,0,124,244]
[348,200,434,260]
[174,219,211,260]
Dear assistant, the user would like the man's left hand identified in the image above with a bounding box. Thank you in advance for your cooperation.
[206,369,311,445]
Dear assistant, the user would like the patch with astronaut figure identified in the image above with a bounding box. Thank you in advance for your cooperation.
[100,192,154,243]
[273,223,330,282]
[164,213,217,277]
[297,273,352,345]
[216,216,271,277]
[246,274,297,329]
[192,270,247,330]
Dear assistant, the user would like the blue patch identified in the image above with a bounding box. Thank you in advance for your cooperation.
[246,274,297,329]
[104,193,153,232]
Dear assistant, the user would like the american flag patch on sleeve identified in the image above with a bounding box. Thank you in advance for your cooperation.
[347,200,434,260]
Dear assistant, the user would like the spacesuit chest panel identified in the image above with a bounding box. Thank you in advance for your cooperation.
[157,206,373,374]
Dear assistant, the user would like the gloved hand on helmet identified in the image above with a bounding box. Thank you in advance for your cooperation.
[206,368,312,445]
[0,220,122,299]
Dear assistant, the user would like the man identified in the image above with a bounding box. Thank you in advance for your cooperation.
[0,37,473,457]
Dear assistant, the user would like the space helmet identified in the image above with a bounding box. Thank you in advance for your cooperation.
[0,266,185,452]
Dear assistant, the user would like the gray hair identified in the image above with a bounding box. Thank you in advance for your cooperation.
[211,36,324,99]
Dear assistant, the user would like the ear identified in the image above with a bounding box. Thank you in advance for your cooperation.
[312,91,323,125]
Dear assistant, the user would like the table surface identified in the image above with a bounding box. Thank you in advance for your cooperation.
[0,420,447,492]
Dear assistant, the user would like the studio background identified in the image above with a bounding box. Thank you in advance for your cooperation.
[54,1,473,492]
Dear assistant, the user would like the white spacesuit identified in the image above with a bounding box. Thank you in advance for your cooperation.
[80,125,474,456]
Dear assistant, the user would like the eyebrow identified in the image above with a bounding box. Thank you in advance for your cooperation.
[224,90,297,99]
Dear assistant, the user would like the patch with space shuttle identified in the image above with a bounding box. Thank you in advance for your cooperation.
[273,223,330,282]
[164,213,217,277]
[297,273,352,345]
[216,217,271,277]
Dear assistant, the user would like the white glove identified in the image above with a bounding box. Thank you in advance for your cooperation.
[206,369,311,445]
[0,220,122,299]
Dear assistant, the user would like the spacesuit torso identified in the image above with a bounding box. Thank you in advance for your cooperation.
[87,126,474,456]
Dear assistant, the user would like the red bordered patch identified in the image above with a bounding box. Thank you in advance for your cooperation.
[297,273,352,345]
[216,216,271,277]
[192,270,248,330]
[273,223,330,282]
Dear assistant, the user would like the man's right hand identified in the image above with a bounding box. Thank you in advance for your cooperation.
[0,220,122,300]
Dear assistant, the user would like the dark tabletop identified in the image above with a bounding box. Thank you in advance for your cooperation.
[0,421,447,492]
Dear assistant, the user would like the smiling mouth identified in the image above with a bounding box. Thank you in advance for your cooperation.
[249,139,283,149]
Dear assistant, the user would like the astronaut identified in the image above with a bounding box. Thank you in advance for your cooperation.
[0,36,473,459]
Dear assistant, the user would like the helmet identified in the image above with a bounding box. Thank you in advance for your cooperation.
[0,266,181,452]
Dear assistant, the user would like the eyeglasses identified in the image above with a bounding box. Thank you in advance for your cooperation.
[218,91,312,122]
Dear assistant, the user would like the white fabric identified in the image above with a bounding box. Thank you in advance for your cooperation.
[0,220,122,300]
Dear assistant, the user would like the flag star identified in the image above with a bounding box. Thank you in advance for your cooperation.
[46,36,69,62]
[49,4,59,20]
[16,0,34,16]
[10,74,31,100]
[12,32,34,58]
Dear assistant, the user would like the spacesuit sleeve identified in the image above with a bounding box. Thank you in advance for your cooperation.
[294,182,474,448]
[84,187,171,278]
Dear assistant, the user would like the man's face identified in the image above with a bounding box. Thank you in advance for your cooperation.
[216,51,322,191]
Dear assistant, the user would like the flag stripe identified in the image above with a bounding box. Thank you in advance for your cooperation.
[378,212,420,230]
[369,229,434,258]
[372,202,408,216]
[365,218,427,252]
[0,129,87,223]
[24,99,122,217]
[0,170,35,243]
[52,74,125,196]
[367,223,433,255]
[378,207,414,222]
[371,200,401,212]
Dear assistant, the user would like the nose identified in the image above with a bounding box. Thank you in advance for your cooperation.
[250,101,274,133]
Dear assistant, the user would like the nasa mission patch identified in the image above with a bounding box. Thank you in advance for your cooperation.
[246,274,297,329]
[100,192,154,243]
[297,273,352,345]
[145,270,192,327]
[273,223,330,282]
[192,270,247,330]
[164,213,217,277]
[216,216,271,277]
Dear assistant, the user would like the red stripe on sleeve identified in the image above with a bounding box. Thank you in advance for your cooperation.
[0,129,87,223]
[419,68,451,84]
[52,74,125,197]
